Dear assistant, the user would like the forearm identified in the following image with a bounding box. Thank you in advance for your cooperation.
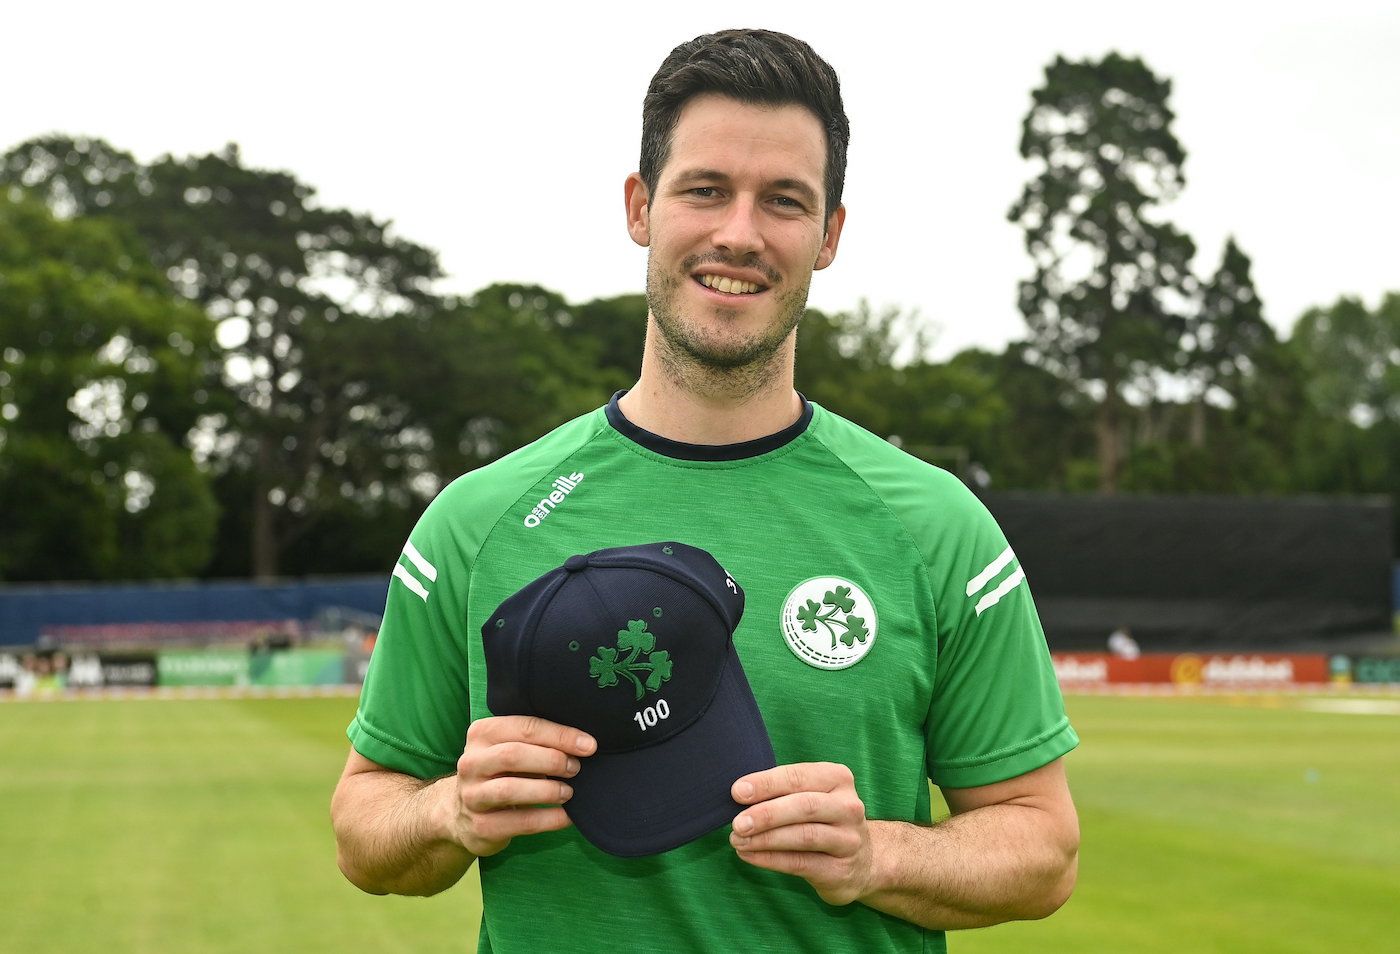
[331,771,476,897]
[860,805,1078,930]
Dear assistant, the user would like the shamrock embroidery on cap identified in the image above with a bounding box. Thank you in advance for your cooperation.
[588,619,674,700]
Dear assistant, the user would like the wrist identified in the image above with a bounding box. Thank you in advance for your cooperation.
[858,820,899,902]
[425,775,464,847]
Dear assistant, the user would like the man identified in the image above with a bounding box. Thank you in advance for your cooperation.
[332,28,1079,953]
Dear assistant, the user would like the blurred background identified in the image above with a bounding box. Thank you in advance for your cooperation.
[1,2,1396,952]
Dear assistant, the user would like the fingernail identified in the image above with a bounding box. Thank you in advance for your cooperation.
[559,783,573,802]
[577,734,595,753]
[565,757,580,775]
[734,814,753,834]
[735,781,754,801]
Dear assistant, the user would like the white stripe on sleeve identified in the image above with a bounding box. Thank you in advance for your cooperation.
[392,562,430,602]
[974,566,1026,616]
[966,545,1015,597]
[402,541,438,582]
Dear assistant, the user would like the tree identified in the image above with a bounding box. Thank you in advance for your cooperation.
[1290,293,1400,429]
[2,136,445,577]
[202,281,620,578]
[796,301,932,439]
[0,136,144,219]
[1181,238,1275,446]
[880,350,1007,483]
[933,346,1096,491]
[564,292,648,389]
[0,195,219,580]
[1286,294,1400,543]
[386,283,619,489]
[1009,54,1197,492]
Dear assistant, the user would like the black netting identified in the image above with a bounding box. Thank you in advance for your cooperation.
[981,492,1393,650]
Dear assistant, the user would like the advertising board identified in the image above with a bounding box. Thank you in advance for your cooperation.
[1053,653,1332,687]
[157,650,250,687]
[1327,655,1400,685]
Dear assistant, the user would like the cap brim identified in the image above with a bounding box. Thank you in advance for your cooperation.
[565,646,776,857]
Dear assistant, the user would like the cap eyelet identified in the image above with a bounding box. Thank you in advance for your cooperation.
[568,640,580,651]
[662,546,674,556]
[652,607,663,618]
[495,618,505,628]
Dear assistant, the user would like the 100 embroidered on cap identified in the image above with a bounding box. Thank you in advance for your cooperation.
[482,541,776,857]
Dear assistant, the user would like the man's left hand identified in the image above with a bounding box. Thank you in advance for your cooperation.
[729,762,876,906]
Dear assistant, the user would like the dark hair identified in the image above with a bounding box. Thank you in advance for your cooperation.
[640,29,849,221]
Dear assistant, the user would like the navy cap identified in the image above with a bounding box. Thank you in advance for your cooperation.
[483,541,776,857]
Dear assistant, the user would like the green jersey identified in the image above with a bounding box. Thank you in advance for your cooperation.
[349,394,1077,954]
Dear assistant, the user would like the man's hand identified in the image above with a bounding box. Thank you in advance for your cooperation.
[728,762,876,906]
[331,717,596,896]
[448,715,597,857]
[726,758,1078,928]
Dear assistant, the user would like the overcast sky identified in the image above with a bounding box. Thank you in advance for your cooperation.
[6,1,1397,359]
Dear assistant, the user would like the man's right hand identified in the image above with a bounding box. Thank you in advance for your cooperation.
[446,715,597,857]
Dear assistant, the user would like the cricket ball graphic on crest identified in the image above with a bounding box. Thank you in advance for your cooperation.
[781,576,878,670]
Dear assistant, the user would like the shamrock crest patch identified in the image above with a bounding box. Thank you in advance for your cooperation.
[589,619,674,700]
[781,577,878,670]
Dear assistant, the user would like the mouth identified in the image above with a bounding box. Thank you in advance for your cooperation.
[692,273,769,298]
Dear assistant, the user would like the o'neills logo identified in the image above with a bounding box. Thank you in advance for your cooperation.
[523,472,585,528]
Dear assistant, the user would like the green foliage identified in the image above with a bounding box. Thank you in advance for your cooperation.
[1186,239,1276,409]
[3,111,1396,577]
[0,434,120,579]
[0,195,218,580]
[1290,293,1400,428]
[562,292,647,389]
[0,136,144,219]
[865,346,1097,492]
[1010,53,1197,491]
[1166,237,1279,457]
[1283,294,1400,539]
[796,301,932,438]
[389,283,616,487]
[2,137,445,578]
[0,134,651,580]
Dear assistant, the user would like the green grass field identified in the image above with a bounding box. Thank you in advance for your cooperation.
[1,692,1396,953]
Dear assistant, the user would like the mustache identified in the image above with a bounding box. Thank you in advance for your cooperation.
[680,252,781,286]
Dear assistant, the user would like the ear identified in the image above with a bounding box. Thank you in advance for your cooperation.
[624,172,650,248]
[813,204,846,271]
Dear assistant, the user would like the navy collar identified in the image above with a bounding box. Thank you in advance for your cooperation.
[605,390,813,462]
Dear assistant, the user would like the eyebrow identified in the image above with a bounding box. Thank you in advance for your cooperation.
[672,168,821,209]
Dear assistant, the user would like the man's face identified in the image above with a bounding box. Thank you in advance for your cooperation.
[625,93,845,371]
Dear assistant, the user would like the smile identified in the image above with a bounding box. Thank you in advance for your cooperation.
[695,274,766,296]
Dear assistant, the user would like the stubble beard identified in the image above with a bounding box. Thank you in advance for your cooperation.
[645,251,812,400]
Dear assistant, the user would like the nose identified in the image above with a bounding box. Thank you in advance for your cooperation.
[710,194,765,258]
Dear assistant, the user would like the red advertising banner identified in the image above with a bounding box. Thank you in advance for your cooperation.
[1053,653,1332,687]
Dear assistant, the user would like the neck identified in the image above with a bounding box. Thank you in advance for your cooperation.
[618,318,803,445]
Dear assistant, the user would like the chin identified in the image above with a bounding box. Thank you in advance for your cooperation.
[672,325,792,370]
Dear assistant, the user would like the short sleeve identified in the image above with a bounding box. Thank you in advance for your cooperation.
[924,496,1077,789]
[347,510,473,780]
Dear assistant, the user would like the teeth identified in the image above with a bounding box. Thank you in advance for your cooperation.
[699,274,762,295]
